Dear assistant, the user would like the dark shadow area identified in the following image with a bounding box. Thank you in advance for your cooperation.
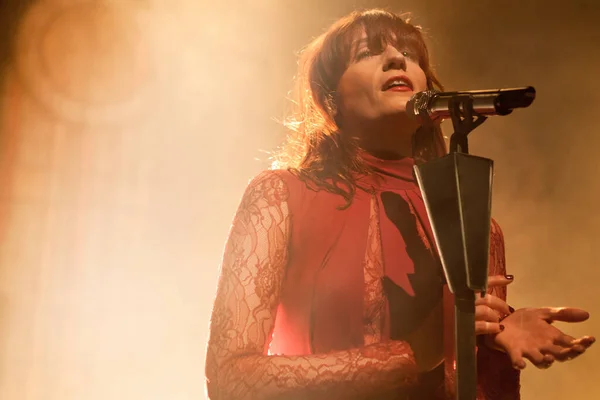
[0,0,34,77]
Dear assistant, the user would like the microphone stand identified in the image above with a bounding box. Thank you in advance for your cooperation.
[414,95,492,400]
[448,95,487,154]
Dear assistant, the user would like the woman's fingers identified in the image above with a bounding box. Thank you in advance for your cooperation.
[541,344,570,361]
[553,333,577,347]
[549,334,594,361]
[572,336,596,348]
[475,305,501,323]
[487,274,514,288]
[554,334,595,348]
[555,337,594,361]
[475,294,512,316]
[475,320,504,335]
[540,354,555,369]
[523,348,555,369]
[505,346,526,370]
[546,307,590,323]
[558,345,586,361]
[540,343,583,361]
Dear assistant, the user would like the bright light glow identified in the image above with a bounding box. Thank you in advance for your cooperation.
[0,1,287,399]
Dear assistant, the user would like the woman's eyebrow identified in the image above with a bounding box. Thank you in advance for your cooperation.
[350,38,369,50]
[351,38,368,46]
[349,38,369,56]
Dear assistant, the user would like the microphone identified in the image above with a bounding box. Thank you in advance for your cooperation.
[406,86,536,124]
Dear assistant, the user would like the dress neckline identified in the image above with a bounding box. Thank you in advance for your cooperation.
[359,150,417,185]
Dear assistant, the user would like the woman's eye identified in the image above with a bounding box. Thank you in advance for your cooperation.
[401,50,417,60]
[355,49,372,60]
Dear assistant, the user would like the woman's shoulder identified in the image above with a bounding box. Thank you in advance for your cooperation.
[242,168,311,204]
[245,168,302,189]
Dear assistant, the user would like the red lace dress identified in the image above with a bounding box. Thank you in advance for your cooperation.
[206,153,520,400]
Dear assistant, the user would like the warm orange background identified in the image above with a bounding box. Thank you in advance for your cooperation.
[0,1,598,399]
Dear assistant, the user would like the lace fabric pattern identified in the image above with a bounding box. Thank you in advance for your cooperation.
[206,171,419,400]
[363,194,385,346]
[206,170,291,399]
[205,169,519,399]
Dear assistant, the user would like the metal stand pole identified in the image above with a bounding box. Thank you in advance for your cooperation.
[415,94,492,400]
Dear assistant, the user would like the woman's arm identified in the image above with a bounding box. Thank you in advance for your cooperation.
[205,170,419,400]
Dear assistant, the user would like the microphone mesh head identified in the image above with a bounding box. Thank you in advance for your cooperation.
[406,90,439,124]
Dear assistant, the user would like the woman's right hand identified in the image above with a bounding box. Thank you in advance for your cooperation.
[490,307,595,369]
[475,275,514,335]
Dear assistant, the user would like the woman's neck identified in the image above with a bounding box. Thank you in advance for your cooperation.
[355,124,416,160]
[348,116,418,160]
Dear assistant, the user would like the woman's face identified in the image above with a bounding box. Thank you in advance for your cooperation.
[335,31,428,125]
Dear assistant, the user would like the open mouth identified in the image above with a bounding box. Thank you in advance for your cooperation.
[382,76,414,92]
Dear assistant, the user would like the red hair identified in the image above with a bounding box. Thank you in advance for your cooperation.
[275,9,446,207]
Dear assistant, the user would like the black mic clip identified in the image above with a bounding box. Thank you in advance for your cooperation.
[447,95,488,154]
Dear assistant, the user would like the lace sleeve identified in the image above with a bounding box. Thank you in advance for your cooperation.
[205,170,420,400]
[487,220,509,300]
[476,220,521,399]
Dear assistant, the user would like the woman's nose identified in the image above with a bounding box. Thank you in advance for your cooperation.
[382,47,407,72]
